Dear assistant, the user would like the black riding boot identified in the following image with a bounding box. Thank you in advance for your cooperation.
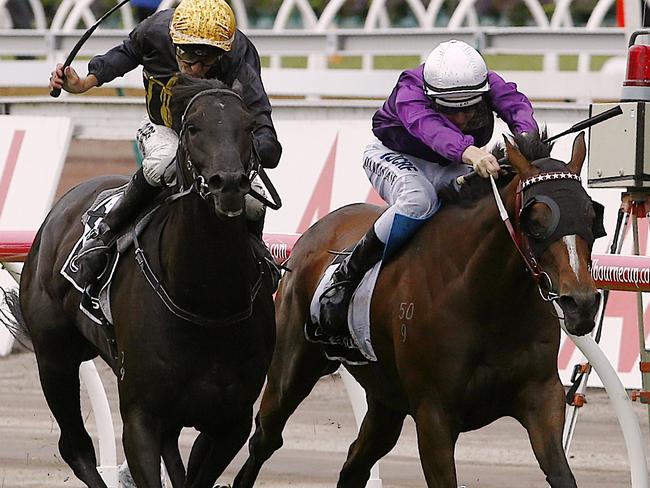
[247,206,281,293]
[319,227,385,336]
[77,168,160,284]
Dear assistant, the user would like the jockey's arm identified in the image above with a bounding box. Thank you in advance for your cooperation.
[236,64,282,169]
[50,25,142,95]
[486,71,538,135]
[86,33,143,87]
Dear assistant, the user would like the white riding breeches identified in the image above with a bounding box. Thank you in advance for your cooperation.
[245,177,266,223]
[363,137,471,243]
[136,116,178,187]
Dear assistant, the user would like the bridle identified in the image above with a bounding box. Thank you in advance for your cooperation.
[489,169,583,303]
[175,88,282,210]
[132,88,265,327]
[176,88,256,201]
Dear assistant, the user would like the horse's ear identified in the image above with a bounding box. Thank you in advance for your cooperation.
[567,132,586,175]
[504,134,534,178]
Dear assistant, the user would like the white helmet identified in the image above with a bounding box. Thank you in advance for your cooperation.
[423,40,489,109]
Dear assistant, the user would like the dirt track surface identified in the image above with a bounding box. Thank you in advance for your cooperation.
[1,140,650,487]
[1,350,649,488]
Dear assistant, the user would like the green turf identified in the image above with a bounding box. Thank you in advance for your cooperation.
[260,54,616,71]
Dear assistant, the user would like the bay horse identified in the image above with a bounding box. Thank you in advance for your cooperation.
[233,132,603,487]
[4,76,276,488]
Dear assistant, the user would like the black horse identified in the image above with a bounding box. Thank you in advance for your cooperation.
[3,76,276,488]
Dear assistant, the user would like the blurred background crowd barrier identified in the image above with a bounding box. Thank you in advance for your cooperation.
[0,0,634,102]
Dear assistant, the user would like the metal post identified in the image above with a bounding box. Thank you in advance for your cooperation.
[631,196,650,435]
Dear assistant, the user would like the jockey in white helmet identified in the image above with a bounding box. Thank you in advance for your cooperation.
[319,40,539,339]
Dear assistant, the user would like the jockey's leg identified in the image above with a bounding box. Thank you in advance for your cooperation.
[319,139,439,335]
[245,176,281,292]
[76,118,176,284]
[319,224,386,335]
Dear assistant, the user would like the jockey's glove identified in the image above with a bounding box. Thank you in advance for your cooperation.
[462,145,499,179]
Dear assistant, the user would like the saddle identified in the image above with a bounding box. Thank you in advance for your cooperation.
[61,185,167,364]
[61,185,281,365]
[306,249,381,366]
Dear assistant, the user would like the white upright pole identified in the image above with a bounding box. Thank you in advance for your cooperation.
[340,367,383,488]
[557,304,649,488]
[624,0,643,39]
[79,361,119,488]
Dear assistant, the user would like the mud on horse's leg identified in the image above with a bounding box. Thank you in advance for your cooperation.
[413,399,459,488]
[336,395,406,488]
[515,380,578,488]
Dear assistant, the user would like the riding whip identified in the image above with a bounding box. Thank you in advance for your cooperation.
[543,105,623,143]
[457,105,624,185]
[50,0,132,98]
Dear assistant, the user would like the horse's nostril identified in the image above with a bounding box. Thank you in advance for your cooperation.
[559,291,600,316]
[558,295,578,314]
[210,174,224,190]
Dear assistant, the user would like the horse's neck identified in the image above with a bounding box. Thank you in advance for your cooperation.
[464,178,534,296]
[162,197,254,309]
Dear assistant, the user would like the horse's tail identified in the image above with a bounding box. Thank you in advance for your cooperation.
[0,288,33,351]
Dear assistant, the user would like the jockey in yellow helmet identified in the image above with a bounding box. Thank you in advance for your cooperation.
[49,0,281,287]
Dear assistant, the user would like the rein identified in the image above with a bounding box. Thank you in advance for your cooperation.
[130,190,265,327]
[488,171,581,302]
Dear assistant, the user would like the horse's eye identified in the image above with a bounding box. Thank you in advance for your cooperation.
[186,124,200,135]
[522,203,553,240]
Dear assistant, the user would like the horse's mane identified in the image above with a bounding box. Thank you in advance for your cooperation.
[169,74,233,132]
[490,127,553,164]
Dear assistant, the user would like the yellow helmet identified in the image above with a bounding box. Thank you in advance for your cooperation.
[170,0,236,52]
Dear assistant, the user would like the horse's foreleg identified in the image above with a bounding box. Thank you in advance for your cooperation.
[413,400,458,488]
[516,379,577,488]
[121,408,164,488]
[161,424,185,488]
[337,396,406,488]
[233,339,337,488]
[185,415,252,488]
[36,349,109,488]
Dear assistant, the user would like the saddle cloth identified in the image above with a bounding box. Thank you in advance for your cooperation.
[306,255,382,366]
[60,185,128,327]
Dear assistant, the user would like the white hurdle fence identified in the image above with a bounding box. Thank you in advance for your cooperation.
[0,0,641,102]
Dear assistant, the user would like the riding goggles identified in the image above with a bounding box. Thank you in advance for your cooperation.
[433,97,483,114]
[175,45,224,67]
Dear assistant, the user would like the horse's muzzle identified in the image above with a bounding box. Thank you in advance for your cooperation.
[558,289,601,336]
[208,171,250,218]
